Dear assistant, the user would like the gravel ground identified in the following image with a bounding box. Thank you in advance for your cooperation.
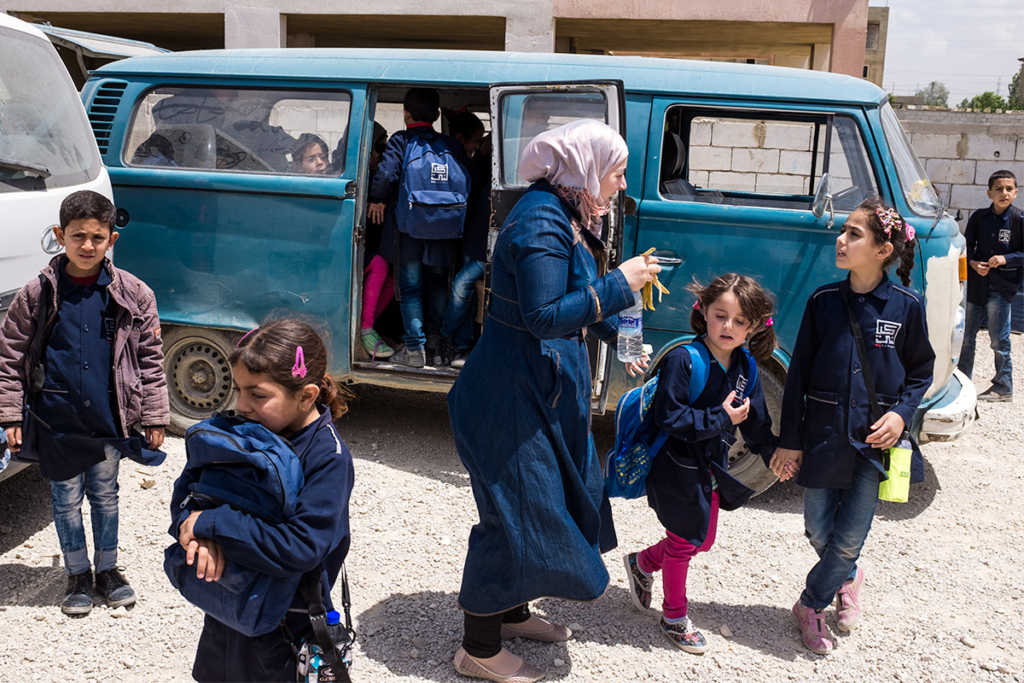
[1,333,1023,683]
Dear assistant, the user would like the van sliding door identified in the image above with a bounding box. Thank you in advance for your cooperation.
[488,80,625,413]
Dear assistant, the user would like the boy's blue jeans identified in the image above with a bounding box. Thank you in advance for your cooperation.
[397,262,449,351]
[441,256,485,352]
[801,456,879,610]
[50,445,120,576]
[958,290,1013,394]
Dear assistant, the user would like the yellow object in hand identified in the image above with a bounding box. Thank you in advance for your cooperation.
[640,248,670,312]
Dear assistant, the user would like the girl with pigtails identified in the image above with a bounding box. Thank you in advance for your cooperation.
[770,197,934,655]
[624,273,780,654]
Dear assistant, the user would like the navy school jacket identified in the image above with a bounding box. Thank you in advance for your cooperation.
[779,276,935,489]
[645,336,777,546]
[169,406,353,641]
[963,204,1023,305]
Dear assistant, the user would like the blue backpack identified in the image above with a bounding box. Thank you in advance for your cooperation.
[604,343,758,499]
[396,132,471,239]
[164,414,306,637]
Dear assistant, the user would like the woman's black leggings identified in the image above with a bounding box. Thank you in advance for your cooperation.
[462,604,531,658]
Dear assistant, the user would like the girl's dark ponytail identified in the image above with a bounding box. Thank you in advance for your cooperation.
[896,238,916,287]
[319,373,352,419]
[687,273,777,364]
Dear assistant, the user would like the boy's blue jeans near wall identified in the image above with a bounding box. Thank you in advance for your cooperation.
[397,262,448,351]
[50,445,121,576]
[959,290,1013,395]
[801,457,880,610]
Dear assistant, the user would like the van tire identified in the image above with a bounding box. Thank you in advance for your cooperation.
[162,326,240,436]
[726,364,784,496]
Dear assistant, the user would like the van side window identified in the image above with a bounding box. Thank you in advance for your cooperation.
[125,87,351,175]
[661,108,878,211]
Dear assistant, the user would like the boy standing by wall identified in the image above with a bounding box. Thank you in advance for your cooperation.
[368,88,473,367]
[0,190,169,615]
[959,170,1022,402]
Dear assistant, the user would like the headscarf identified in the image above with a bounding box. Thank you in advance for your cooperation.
[517,119,628,236]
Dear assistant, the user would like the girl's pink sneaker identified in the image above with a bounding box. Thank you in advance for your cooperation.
[835,567,864,631]
[792,601,833,655]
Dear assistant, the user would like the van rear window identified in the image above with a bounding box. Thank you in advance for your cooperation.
[125,87,351,176]
[660,107,878,212]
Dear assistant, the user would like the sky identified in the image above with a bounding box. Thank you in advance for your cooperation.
[873,0,1024,103]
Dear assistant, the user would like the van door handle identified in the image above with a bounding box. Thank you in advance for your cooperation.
[344,181,357,199]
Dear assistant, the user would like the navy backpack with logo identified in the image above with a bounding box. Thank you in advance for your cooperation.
[165,413,305,637]
[396,131,471,239]
[605,342,758,499]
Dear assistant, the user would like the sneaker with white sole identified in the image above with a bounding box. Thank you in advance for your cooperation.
[360,329,394,360]
[978,387,1012,402]
[660,616,708,654]
[623,553,652,611]
[391,345,426,368]
[834,567,864,631]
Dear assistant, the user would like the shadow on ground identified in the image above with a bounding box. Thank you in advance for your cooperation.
[0,465,53,555]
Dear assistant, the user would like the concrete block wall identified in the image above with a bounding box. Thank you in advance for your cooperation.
[894,110,1024,227]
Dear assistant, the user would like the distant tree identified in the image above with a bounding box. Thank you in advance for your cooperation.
[959,91,1009,111]
[1009,71,1023,110]
[915,81,949,107]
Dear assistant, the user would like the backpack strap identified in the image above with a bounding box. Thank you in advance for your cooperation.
[296,564,353,683]
[684,341,759,405]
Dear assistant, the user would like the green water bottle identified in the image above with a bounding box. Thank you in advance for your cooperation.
[878,435,912,503]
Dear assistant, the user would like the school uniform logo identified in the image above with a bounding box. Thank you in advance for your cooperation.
[430,162,449,183]
[734,372,749,398]
[875,320,902,348]
[999,228,1011,244]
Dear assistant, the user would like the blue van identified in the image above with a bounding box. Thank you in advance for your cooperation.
[81,49,976,492]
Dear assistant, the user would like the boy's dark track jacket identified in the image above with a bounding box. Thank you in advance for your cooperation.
[779,276,935,489]
[645,337,777,546]
[170,406,354,643]
[0,256,169,478]
[964,204,1023,305]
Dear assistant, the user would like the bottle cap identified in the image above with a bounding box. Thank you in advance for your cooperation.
[326,610,341,625]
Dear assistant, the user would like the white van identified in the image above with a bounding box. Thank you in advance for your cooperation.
[0,13,113,481]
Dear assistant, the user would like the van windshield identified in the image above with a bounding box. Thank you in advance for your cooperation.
[0,25,102,193]
[879,102,940,217]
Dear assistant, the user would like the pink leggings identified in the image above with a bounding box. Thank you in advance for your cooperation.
[637,490,720,620]
[361,255,394,331]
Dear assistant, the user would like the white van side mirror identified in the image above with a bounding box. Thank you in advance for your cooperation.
[811,173,835,229]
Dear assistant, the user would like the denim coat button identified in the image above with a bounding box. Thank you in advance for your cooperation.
[703,485,711,493]
[84,399,91,407]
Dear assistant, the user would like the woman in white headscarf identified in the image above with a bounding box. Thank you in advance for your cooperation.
[447,119,660,682]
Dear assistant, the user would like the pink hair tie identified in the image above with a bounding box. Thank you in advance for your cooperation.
[291,346,307,378]
[236,327,259,347]
[905,224,916,242]
[692,300,701,311]
[765,317,774,327]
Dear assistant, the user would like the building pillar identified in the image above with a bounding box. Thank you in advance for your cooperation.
[504,1,554,52]
[224,6,285,49]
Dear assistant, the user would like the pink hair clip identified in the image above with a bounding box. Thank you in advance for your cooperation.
[236,327,259,347]
[875,207,904,240]
[765,317,774,327]
[291,346,307,378]
[692,300,701,311]
[905,223,916,242]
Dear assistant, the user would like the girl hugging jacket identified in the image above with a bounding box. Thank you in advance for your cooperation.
[645,338,777,546]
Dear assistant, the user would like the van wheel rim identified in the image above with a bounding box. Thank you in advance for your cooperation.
[169,342,232,416]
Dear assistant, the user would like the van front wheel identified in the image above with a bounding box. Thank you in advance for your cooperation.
[162,326,240,436]
[727,365,785,496]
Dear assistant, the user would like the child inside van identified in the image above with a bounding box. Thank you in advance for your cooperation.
[770,198,934,655]
[624,273,778,653]
[367,88,473,368]
[0,190,169,616]
[434,111,487,368]
[290,134,330,175]
[172,318,354,682]
[361,123,396,359]
[957,170,1021,402]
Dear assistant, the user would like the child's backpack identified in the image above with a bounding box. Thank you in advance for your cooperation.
[396,131,471,240]
[164,414,306,637]
[605,342,758,499]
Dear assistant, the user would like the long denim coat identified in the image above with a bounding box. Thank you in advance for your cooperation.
[448,181,634,615]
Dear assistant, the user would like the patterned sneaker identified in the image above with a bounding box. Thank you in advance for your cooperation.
[623,553,652,611]
[432,336,455,367]
[390,346,426,368]
[360,329,394,360]
[660,617,709,654]
[835,567,864,631]
[792,600,833,655]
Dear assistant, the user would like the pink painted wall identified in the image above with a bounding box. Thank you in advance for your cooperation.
[553,0,869,77]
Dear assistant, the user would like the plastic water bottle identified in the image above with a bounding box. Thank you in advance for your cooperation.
[617,290,644,362]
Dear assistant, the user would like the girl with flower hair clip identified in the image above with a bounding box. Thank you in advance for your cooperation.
[771,197,934,655]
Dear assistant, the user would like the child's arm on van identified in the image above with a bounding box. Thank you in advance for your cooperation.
[136,287,170,449]
[0,285,39,448]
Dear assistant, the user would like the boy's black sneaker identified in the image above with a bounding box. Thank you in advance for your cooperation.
[62,570,94,616]
[433,336,455,367]
[978,387,1012,403]
[95,568,137,608]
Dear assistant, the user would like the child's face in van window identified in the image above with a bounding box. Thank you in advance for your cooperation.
[294,143,328,175]
[598,160,628,206]
[54,219,118,278]
[456,130,485,157]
